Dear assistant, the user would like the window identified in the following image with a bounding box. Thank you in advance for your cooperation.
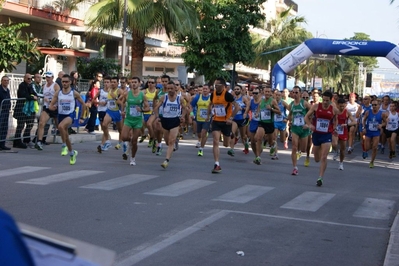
[154,67,164,72]
[145,67,154,71]
[165,68,174,73]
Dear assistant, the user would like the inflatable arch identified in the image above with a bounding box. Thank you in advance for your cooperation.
[272,38,399,90]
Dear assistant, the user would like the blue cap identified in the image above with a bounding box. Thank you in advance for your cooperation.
[156,84,162,89]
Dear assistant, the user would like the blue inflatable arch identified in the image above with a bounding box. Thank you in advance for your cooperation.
[272,38,399,90]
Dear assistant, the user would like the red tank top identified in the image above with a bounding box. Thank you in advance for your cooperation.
[313,104,334,134]
[336,109,348,137]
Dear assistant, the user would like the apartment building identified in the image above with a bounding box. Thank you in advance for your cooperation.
[0,0,297,83]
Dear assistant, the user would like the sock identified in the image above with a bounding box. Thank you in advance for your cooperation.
[62,143,66,147]
[215,161,219,166]
[166,159,169,162]
[199,148,203,151]
[69,151,74,156]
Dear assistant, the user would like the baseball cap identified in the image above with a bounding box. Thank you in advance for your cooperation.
[156,84,162,89]
[45,71,54,77]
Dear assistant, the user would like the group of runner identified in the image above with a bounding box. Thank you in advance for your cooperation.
[35,73,399,186]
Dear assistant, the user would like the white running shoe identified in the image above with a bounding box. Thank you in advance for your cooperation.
[339,162,344,170]
[130,157,136,166]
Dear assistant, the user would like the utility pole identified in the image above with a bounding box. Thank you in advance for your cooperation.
[121,0,127,75]
[358,62,364,96]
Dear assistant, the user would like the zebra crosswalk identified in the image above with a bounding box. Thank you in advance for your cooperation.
[2,166,397,221]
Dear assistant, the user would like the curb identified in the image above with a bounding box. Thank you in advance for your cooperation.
[384,211,399,266]
[50,133,102,144]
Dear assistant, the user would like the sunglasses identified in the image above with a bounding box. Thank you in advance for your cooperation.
[303,97,309,99]
[252,92,259,95]
[292,91,299,94]
[26,78,32,80]
[148,81,155,84]
[372,104,378,106]
[61,80,70,83]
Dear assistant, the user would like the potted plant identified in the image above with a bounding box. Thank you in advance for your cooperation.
[53,0,81,16]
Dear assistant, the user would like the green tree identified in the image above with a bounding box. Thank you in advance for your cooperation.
[180,0,265,82]
[251,8,311,70]
[0,21,41,73]
[85,0,199,77]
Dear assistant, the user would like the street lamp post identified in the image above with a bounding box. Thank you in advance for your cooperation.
[358,62,364,95]
[121,0,127,75]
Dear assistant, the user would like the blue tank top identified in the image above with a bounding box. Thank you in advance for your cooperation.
[250,98,260,121]
[366,110,383,132]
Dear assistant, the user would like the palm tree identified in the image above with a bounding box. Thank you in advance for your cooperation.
[251,8,311,70]
[85,0,199,77]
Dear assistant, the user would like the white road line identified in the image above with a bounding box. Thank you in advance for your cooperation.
[353,198,396,220]
[0,166,50,178]
[17,170,104,185]
[115,210,229,266]
[144,179,215,197]
[213,185,274,203]
[280,191,336,212]
[229,210,389,230]
[80,174,158,191]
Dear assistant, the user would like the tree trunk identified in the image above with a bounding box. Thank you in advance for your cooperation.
[130,31,146,77]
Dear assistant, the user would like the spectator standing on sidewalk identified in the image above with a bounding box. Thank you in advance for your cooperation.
[85,80,99,134]
[13,73,38,149]
[0,76,11,150]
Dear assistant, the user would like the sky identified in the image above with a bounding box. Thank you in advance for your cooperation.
[294,0,399,69]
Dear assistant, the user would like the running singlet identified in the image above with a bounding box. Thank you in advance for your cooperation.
[107,89,119,111]
[57,89,75,115]
[274,100,286,122]
[385,111,399,131]
[98,89,109,112]
[336,109,348,136]
[43,82,56,108]
[290,99,307,127]
[346,102,359,117]
[144,89,157,115]
[196,94,210,122]
[162,95,181,118]
[366,110,383,132]
[259,97,274,123]
[313,104,334,134]
[250,99,260,121]
[126,91,144,120]
[211,89,232,122]
[233,96,246,120]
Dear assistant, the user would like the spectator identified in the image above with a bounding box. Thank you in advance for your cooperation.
[70,71,79,92]
[0,76,11,150]
[85,80,100,134]
[13,73,38,149]
[55,71,65,88]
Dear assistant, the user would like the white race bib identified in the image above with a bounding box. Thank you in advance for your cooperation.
[336,125,344,135]
[108,100,116,109]
[199,109,208,119]
[129,105,141,117]
[214,104,226,117]
[387,121,398,131]
[260,109,271,120]
[316,118,329,133]
[274,114,283,122]
[293,115,305,126]
[368,122,378,131]
[61,102,71,112]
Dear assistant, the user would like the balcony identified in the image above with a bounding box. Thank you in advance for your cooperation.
[276,0,298,14]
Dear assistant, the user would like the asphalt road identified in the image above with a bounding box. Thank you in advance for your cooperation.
[0,134,398,266]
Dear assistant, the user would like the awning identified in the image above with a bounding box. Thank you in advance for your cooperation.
[37,47,94,58]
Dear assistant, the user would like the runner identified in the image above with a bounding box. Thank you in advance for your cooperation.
[273,90,290,151]
[305,90,339,186]
[362,100,384,168]
[360,96,372,159]
[331,98,357,170]
[205,78,239,173]
[142,77,158,147]
[119,77,150,165]
[153,81,186,169]
[248,87,262,159]
[49,74,87,165]
[382,102,399,159]
[345,93,361,154]
[230,85,250,156]
[95,76,111,152]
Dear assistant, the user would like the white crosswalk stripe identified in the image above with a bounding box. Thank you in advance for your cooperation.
[144,179,215,197]
[80,174,158,191]
[17,170,104,185]
[280,191,336,212]
[353,198,396,220]
[212,185,274,203]
[1,166,50,178]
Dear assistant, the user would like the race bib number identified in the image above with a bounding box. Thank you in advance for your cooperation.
[61,102,71,112]
[199,109,208,119]
[293,115,305,126]
[368,122,378,131]
[316,118,329,133]
[260,109,271,120]
[336,125,344,135]
[149,101,153,110]
[108,100,116,109]
[214,104,226,117]
[274,114,283,122]
[129,105,140,117]
[387,121,398,130]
